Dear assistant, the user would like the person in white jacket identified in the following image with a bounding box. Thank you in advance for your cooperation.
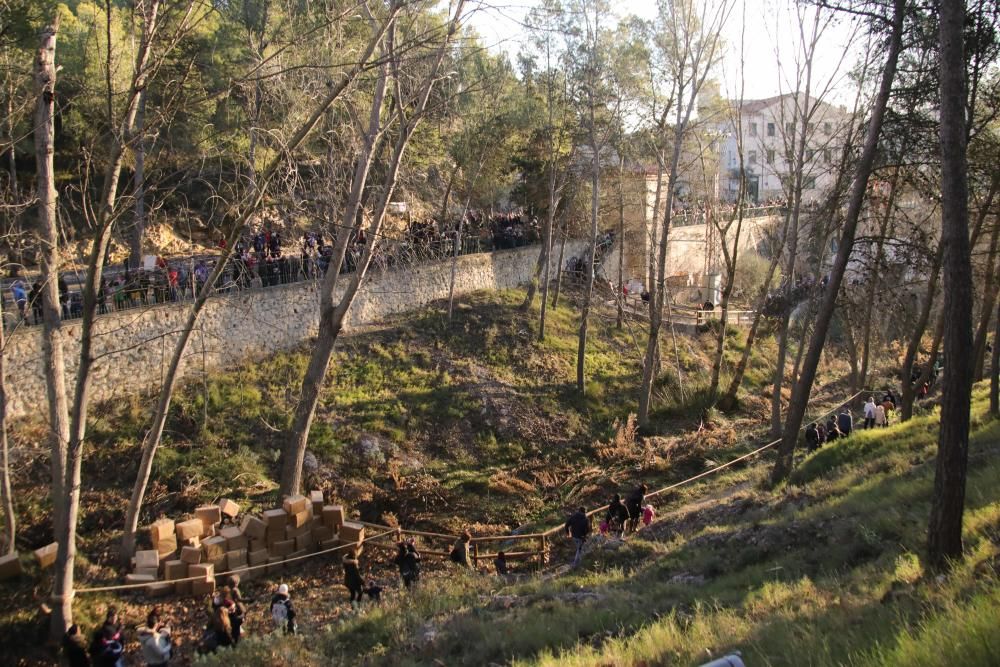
[864,396,877,429]
[136,608,172,667]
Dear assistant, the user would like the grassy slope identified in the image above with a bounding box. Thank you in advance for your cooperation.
[197,387,1000,667]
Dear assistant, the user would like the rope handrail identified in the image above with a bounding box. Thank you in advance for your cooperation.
[70,391,867,594]
[541,389,867,536]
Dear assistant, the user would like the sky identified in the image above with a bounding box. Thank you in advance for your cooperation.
[462,0,864,106]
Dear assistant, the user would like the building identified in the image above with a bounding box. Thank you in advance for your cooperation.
[714,93,852,204]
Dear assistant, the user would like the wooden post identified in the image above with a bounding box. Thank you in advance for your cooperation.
[472,541,480,570]
[540,535,547,569]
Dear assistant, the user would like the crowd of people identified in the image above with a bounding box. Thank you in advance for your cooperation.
[804,390,898,452]
[4,210,546,329]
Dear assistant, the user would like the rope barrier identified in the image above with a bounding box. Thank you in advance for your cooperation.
[74,529,398,594]
[542,389,868,535]
[70,389,870,594]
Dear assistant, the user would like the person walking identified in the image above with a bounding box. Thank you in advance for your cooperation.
[89,608,124,667]
[605,494,629,538]
[837,408,853,437]
[874,401,886,427]
[881,394,895,426]
[136,608,172,666]
[63,624,90,667]
[226,575,246,644]
[805,422,820,452]
[343,549,365,607]
[564,506,591,568]
[863,396,877,429]
[394,540,421,588]
[270,583,296,635]
[625,484,647,534]
[450,530,473,569]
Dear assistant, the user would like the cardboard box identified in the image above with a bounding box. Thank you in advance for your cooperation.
[180,535,201,549]
[285,523,311,540]
[287,549,308,564]
[176,519,204,541]
[271,539,295,557]
[262,508,287,532]
[0,552,22,579]
[318,538,339,551]
[313,526,333,544]
[174,580,192,596]
[180,546,202,565]
[147,581,174,597]
[125,573,156,585]
[135,566,159,578]
[155,534,178,558]
[189,563,214,581]
[195,505,222,529]
[322,505,344,530]
[282,495,309,516]
[192,579,216,596]
[266,556,284,574]
[34,543,58,569]
[309,490,324,513]
[248,538,265,553]
[289,508,312,529]
[204,524,217,537]
[209,555,227,573]
[294,533,314,553]
[241,515,267,541]
[220,526,248,552]
[230,566,252,582]
[248,549,269,566]
[218,498,240,519]
[135,549,159,570]
[163,560,187,581]
[338,521,365,546]
[226,549,248,569]
[149,518,175,547]
[202,536,227,563]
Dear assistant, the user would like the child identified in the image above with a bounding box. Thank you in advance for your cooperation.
[642,505,655,527]
[270,584,296,634]
[364,579,383,602]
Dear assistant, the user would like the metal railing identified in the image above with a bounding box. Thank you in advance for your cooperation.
[672,204,784,228]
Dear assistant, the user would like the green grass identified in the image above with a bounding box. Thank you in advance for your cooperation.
[195,385,1000,666]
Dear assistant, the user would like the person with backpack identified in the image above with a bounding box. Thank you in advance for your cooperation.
[450,530,473,569]
[89,608,124,667]
[343,549,365,607]
[805,422,820,452]
[394,540,421,588]
[564,506,591,568]
[63,624,91,667]
[837,408,854,437]
[625,484,647,534]
[605,494,629,538]
[136,608,172,666]
[270,583,296,634]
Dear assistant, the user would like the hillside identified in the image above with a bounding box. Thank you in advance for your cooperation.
[193,387,1000,667]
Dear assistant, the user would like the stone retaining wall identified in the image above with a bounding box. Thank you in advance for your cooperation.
[6,242,588,418]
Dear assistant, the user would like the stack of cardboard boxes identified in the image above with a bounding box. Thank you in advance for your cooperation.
[126,492,368,596]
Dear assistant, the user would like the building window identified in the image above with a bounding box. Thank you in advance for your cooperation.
[823,149,832,163]
[803,176,816,189]
[766,149,775,164]
[749,122,757,136]
[807,122,815,133]
[823,122,832,134]
[786,122,795,134]
[806,149,815,161]
[748,150,757,164]
[767,122,775,136]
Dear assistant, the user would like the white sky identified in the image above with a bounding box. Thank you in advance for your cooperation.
[463,0,864,106]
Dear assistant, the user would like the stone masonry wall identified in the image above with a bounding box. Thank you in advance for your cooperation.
[6,242,588,418]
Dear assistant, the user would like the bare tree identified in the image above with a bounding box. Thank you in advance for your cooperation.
[927,0,972,570]
[771,0,907,485]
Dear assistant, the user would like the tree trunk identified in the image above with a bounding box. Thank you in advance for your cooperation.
[576,134,599,394]
[120,11,397,559]
[447,160,483,321]
[551,219,567,309]
[616,156,625,330]
[0,295,15,555]
[35,16,74,638]
[129,90,147,269]
[280,4,462,496]
[970,174,1000,379]
[770,311,792,436]
[991,295,1000,416]
[771,0,904,485]
[927,0,972,571]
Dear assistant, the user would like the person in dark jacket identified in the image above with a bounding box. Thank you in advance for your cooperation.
[89,608,124,667]
[564,507,591,568]
[825,417,841,442]
[816,422,827,445]
[270,584,296,634]
[804,422,820,452]
[394,540,421,588]
[495,551,509,576]
[605,494,629,538]
[343,550,365,607]
[450,530,473,569]
[625,484,647,534]
[837,408,853,437]
[364,579,383,602]
[63,624,91,667]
